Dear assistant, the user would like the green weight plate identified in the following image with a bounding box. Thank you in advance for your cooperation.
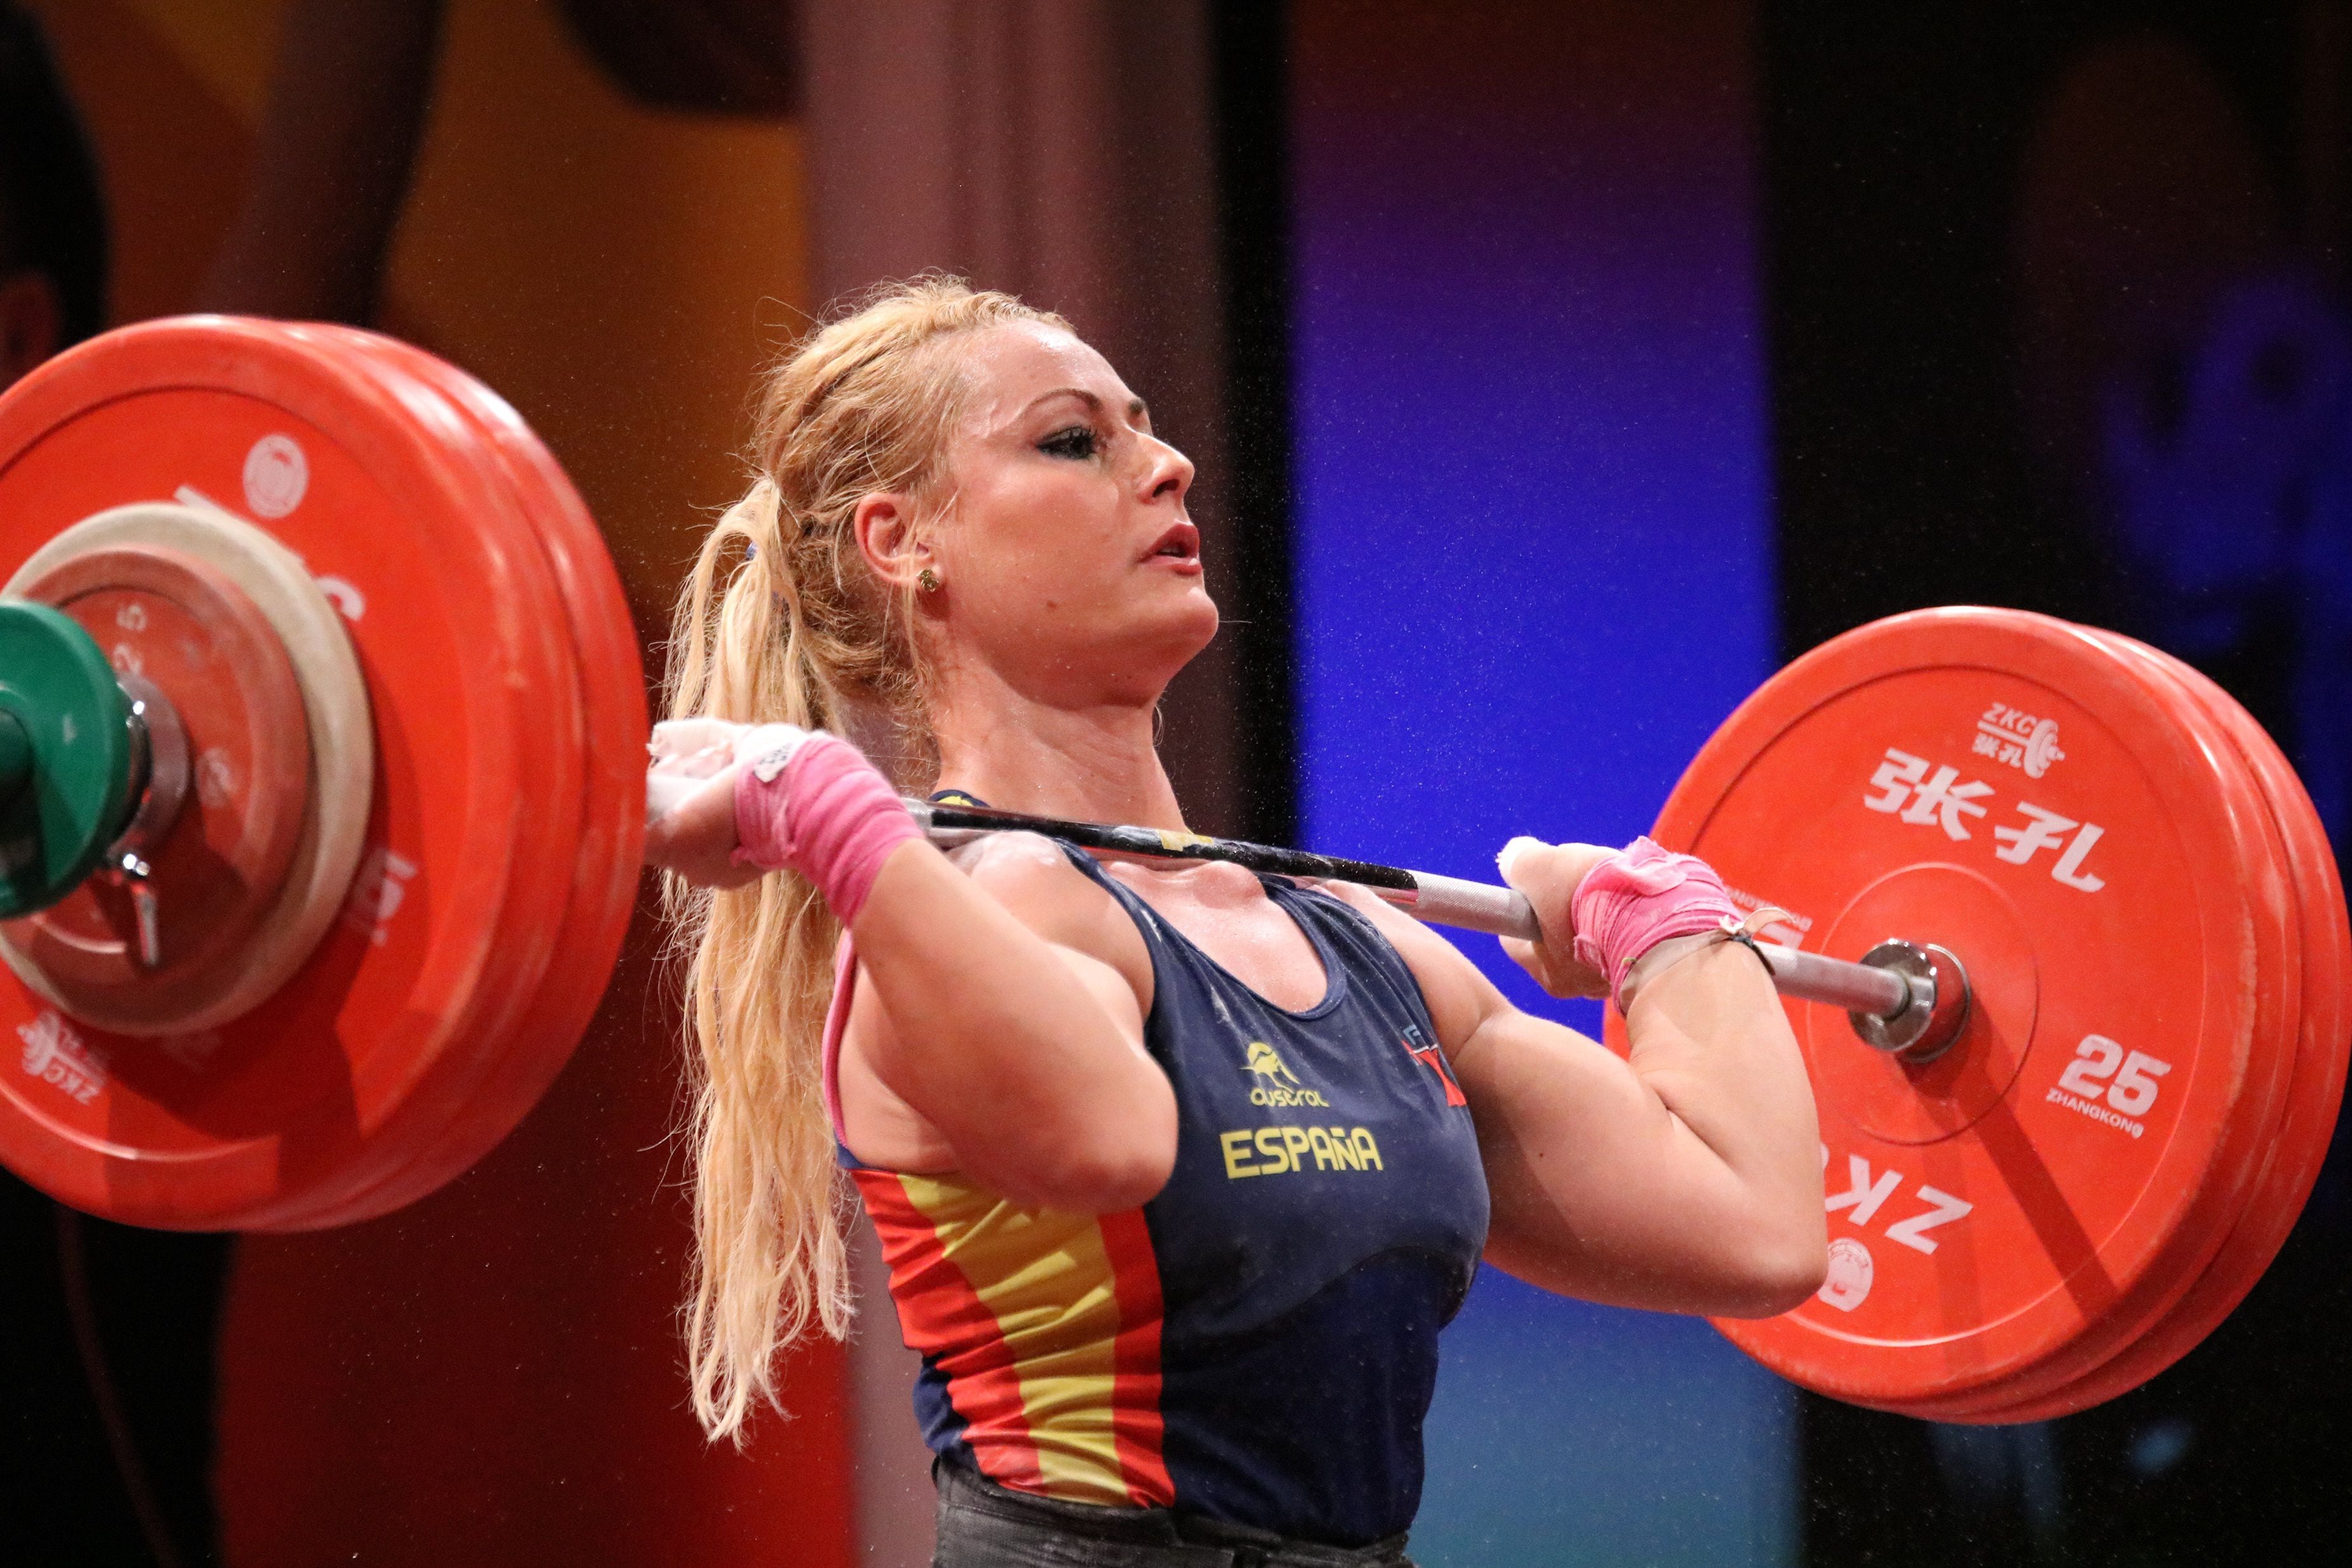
[0,601,132,917]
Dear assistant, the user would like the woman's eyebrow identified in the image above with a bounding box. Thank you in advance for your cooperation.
[1019,388,1150,423]
[1021,386,1098,416]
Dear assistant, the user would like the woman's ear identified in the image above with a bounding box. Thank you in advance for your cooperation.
[852,491,937,592]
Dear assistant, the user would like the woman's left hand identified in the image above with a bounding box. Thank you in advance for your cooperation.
[1494,836,1616,999]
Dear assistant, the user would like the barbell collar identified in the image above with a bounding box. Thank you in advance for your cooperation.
[1843,939,1971,1065]
[109,674,189,862]
[99,674,190,971]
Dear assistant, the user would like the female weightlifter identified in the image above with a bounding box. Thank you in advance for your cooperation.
[642,278,1826,1565]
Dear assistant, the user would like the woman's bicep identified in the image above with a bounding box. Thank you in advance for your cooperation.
[840,935,1147,1169]
[863,934,1153,1131]
[840,836,1173,1210]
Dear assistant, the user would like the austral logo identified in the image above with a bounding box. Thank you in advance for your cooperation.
[1243,1042,1329,1107]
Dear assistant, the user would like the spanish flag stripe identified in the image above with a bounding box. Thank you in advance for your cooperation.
[854,1171,1044,1491]
[897,1175,1132,1504]
[1097,1206,1174,1504]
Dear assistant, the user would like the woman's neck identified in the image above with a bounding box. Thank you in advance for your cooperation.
[929,662,1184,831]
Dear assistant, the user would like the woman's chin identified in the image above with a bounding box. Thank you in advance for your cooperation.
[954,589,1219,706]
[1090,596,1222,700]
[1158,589,1222,660]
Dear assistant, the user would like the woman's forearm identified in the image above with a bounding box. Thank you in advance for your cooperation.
[1619,939,1826,1271]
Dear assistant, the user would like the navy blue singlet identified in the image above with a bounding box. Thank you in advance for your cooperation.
[832,835,1490,1547]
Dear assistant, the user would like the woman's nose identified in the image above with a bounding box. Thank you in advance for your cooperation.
[1139,435,1194,503]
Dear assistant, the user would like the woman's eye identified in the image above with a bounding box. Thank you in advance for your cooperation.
[1037,426,1098,460]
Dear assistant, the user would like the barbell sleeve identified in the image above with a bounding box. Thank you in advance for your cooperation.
[1753,941,1914,1018]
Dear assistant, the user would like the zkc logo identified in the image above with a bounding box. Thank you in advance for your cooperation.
[1973,701,2065,779]
[1243,1042,1329,1108]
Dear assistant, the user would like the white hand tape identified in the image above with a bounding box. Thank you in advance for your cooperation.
[645,770,709,828]
[734,722,817,783]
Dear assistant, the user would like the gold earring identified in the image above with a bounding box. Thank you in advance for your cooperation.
[917,567,941,593]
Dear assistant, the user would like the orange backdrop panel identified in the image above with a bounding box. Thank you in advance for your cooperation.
[25,3,849,1564]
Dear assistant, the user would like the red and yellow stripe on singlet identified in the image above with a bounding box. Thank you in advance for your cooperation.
[853,1168,1173,1506]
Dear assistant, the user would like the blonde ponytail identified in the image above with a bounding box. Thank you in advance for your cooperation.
[664,277,1069,1443]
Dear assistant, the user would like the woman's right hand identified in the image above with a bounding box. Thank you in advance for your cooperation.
[645,719,763,889]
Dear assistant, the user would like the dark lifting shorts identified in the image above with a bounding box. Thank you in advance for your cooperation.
[929,1457,1420,1568]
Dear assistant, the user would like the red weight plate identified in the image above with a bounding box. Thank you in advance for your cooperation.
[1888,624,2296,1422]
[4,545,311,1029]
[252,331,620,1222]
[1649,608,2268,1410]
[0,317,543,1229]
[290,330,647,1228]
[215,330,588,1231]
[248,327,641,1228]
[1978,632,2348,1421]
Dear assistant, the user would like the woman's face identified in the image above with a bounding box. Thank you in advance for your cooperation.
[891,321,1217,707]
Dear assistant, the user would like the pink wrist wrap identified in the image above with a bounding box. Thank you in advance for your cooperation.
[1571,836,1740,1003]
[730,728,920,924]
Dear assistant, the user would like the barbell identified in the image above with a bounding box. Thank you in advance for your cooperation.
[894,796,1958,1046]
[0,317,2343,1427]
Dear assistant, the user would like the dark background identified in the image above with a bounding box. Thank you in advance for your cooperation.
[4,1,2348,1564]
[1765,4,2352,1564]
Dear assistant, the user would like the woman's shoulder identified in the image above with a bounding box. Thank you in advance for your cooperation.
[949,832,1151,988]
[948,828,1094,908]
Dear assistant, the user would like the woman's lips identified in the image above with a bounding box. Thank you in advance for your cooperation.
[1145,521,1202,573]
